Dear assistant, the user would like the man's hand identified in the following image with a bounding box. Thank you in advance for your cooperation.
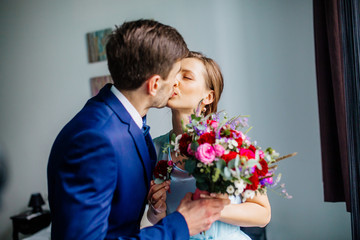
[176,192,230,236]
[147,180,169,217]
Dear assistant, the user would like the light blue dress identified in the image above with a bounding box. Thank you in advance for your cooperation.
[154,132,252,240]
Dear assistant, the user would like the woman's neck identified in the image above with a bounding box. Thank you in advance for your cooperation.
[171,109,192,135]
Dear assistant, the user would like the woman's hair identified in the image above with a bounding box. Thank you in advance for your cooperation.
[187,51,224,116]
[106,19,188,90]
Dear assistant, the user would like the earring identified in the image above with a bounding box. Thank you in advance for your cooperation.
[201,107,206,114]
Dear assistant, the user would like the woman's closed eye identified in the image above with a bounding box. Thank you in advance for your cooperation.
[180,69,195,80]
[183,74,193,80]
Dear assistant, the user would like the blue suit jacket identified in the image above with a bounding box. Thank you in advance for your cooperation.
[47,84,189,239]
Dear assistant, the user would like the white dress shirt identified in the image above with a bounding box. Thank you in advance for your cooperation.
[111,85,143,129]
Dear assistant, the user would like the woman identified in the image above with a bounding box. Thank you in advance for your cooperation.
[147,51,271,240]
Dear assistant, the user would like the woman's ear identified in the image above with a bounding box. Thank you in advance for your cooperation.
[202,90,215,105]
[146,75,161,96]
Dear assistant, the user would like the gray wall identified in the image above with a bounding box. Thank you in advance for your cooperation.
[0,0,351,239]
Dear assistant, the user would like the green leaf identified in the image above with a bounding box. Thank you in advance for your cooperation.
[196,181,209,191]
[244,126,253,135]
[243,178,253,184]
[171,133,177,142]
[223,167,232,180]
[185,159,197,173]
[223,129,231,136]
[247,159,261,169]
[191,142,199,152]
[162,145,169,154]
[227,159,236,169]
[215,159,226,171]
[193,173,207,183]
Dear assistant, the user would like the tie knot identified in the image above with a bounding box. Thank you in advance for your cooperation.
[142,124,150,136]
[142,115,150,136]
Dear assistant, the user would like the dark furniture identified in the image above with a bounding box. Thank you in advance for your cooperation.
[10,193,51,240]
[10,210,51,240]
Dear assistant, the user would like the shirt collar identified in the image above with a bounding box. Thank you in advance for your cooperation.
[111,85,143,129]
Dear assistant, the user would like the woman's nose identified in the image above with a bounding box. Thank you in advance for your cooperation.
[174,74,180,87]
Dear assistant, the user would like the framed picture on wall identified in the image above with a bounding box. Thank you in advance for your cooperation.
[86,28,112,63]
[90,75,113,96]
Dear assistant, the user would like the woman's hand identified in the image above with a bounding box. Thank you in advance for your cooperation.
[146,180,170,224]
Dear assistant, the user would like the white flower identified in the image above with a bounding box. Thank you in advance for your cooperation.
[234,179,246,193]
[227,139,238,149]
[173,134,182,152]
[197,162,203,168]
[242,190,255,202]
[175,134,182,144]
[226,185,235,194]
[272,150,280,158]
[244,140,251,146]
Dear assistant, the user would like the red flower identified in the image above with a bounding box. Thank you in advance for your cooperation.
[179,133,192,157]
[255,159,269,176]
[197,132,216,145]
[246,172,260,190]
[249,145,257,153]
[153,160,169,179]
[236,137,243,147]
[221,151,238,164]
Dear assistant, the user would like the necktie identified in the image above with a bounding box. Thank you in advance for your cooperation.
[142,115,156,173]
[142,116,150,136]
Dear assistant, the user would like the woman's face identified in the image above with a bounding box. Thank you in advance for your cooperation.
[167,57,211,113]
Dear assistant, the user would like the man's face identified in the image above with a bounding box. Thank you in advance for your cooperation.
[152,61,181,108]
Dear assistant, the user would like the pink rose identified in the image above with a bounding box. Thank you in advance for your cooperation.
[195,143,215,164]
[210,121,218,130]
[213,144,225,157]
[239,148,255,160]
[258,150,265,159]
[265,177,273,185]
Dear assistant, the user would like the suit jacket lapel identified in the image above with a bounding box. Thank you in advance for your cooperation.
[98,84,153,188]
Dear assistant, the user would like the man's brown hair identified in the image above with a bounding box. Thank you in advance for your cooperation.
[106,19,188,90]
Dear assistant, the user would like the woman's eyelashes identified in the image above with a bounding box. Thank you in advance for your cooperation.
[182,74,193,80]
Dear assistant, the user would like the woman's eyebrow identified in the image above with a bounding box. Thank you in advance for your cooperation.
[181,68,194,74]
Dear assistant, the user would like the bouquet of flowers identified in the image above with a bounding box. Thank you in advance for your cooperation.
[162,111,295,201]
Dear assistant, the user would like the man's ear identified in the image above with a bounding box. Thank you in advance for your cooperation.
[202,90,215,105]
[146,75,161,96]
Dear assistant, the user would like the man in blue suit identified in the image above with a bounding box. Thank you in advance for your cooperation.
[47,19,229,240]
